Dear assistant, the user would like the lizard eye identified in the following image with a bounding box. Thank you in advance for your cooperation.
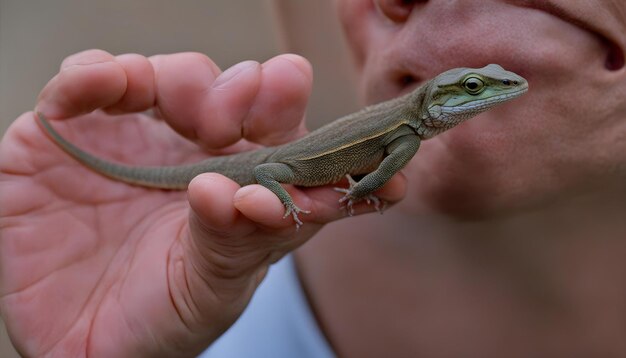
[463,76,485,95]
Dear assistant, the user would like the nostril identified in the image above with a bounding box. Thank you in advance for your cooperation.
[605,40,625,71]
[376,0,426,23]
[399,74,417,87]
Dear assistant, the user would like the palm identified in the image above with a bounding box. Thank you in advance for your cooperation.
[0,113,217,356]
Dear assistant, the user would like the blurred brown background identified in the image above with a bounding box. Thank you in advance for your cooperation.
[0,0,358,356]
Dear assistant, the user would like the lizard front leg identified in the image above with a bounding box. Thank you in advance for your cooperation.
[335,135,420,215]
[253,163,310,228]
[335,174,387,214]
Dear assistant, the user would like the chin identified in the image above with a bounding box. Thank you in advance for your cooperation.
[406,123,557,220]
[413,167,514,220]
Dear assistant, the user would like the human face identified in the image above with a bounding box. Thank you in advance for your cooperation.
[338,0,626,217]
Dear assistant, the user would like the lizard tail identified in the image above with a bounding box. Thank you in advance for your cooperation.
[35,113,268,190]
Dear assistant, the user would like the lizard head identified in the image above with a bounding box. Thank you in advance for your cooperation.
[416,64,528,139]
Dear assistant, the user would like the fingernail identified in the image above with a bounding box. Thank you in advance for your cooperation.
[233,185,258,202]
[212,61,258,89]
[264,54,312,81]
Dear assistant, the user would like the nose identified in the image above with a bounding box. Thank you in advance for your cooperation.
[375,0,427,23]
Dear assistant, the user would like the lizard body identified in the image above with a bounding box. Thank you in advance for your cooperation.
[37,64,528,226]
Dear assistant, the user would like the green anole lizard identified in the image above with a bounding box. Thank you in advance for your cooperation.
[37,64,528,227]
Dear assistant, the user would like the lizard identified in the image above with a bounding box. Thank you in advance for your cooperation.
[36,64,528,227]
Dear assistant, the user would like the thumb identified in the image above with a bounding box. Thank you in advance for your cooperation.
[184,174,265,304]
[179,173,317,330]
[171,173,267,337]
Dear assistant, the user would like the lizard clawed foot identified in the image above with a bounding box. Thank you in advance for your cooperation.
[282,203,311,229]
[334,174,386,216]
[364,194,387,214]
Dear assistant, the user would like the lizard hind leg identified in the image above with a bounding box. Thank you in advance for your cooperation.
[334,174,387,216]
[253,163,310,228]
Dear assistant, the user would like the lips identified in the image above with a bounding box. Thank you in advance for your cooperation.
[504,0,625,70]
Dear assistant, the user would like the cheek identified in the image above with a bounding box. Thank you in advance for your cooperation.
[403,36,621,216]
[407,80,624,217]
[336,0,376,67]
[337,0,404,74]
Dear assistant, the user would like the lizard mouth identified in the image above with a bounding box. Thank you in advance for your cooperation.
[442,86,529,118]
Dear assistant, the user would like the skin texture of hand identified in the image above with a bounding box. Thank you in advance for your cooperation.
[0,50,405,357]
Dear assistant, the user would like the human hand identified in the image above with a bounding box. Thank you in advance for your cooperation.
[0,50,405,357]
